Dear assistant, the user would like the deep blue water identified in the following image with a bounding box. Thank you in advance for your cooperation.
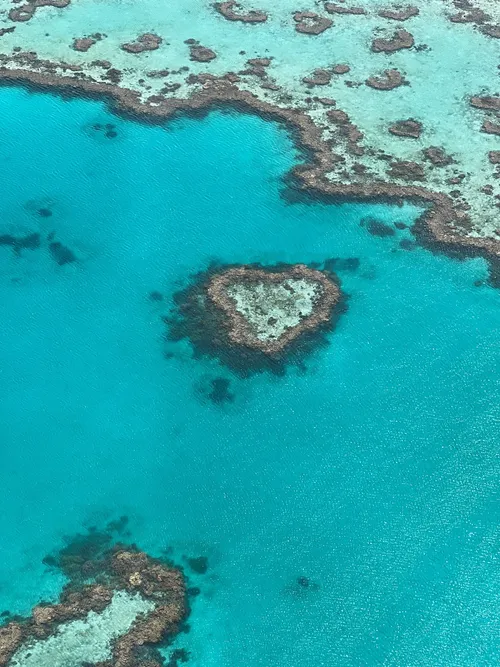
[0,87,499,666]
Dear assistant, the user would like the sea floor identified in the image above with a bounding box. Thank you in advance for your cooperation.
[0,87,499,666]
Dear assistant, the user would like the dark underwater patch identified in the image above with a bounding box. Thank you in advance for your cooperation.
[38,207,52,218]
[49,240,76,265]
[361,217,396,237]
[42,515,131,582]
[167,649,190,667]
[84,120,120,140]
[196,376,235,405]
[399,238,416,251]
[185,556,209,574]
[0,232,40,254]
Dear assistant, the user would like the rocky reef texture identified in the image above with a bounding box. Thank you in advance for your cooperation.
[0,0,497,264]
[365,68,406,90]
[371,28,414,52]
[0,534,187,667]
[8,0,69,22]
[214,1,267,23]
[293,11,332,34]
[207,265,340,354]
[121,33,162,54]
[324,3,367,15]
[389,119,422,138]
[166,262,344,374]
[378,6,419,20]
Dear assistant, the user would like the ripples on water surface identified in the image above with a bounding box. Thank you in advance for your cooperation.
[0,88,499,666]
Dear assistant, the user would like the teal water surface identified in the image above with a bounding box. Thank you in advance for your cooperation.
[0,87,499,666]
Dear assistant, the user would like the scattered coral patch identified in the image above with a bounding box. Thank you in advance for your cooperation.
[8,0,70,22]
[481,120,500,135]
[388,160,425,181]
[121,33,162,54]
[371,29,414,52]
[214,1,267,23]
[324,2,366,15]
[302,68,331,86]
[189,43,217,62]
[72,37,96,52]
[293,11,332,35]
[332,64,350,74]
[388,119,422,138]
[378,6,419,21]
[423,146,454,166]
[366,68,406,90]
[470,95,500,111]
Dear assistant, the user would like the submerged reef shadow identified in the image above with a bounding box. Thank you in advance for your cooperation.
[194,375,236,406]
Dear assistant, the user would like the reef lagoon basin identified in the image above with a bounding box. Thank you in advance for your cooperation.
[0,85,499,666]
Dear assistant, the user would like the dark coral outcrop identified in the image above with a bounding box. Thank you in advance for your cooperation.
[371,29,414,52]
[293,11,332,34]
[214,1,267,22]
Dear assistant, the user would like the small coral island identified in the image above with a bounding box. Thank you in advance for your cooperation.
[166,263,343,374]
[0,543,187,667]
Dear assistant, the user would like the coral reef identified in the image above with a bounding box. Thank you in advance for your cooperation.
[0,525,187,667]
[189,44,217,62]
[371,29,415,52]
[324,3,366,15]
[8,0,70,22]
[388,119,422,138]
[378,6,419,21]
[365,69,406,90]
[165,261,345,375]
[72,37,96,52]
[121,34,162,54]
[214,1,267,23]
[293,11,332,35]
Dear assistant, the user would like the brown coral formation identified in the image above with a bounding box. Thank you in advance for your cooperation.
[470,95,500,111]
[480,24,500,38]
[302,68,331,86]
[72,37,96,52]
[388,119,422,138]
[324,3,366,15]
[481,120,500,135]
[0,547,186,667]
[8,0,70,22]
[189,44,217,62]
[423,146,454,166]
[214,1,267,23]
[366,68,406,90]
[0,27,16,37]
[327,108,364,155]
[206,265,341,354]
[121,34,162,54]
[388,160,425,181]
[378,6,419,21]
[332,64,350,74]
[371,29,414,52]
[293,11,333,35]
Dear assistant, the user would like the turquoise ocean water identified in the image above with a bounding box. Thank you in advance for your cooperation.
[0,87,499,666]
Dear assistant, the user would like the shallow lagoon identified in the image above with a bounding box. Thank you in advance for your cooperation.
[0,86,499,666]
